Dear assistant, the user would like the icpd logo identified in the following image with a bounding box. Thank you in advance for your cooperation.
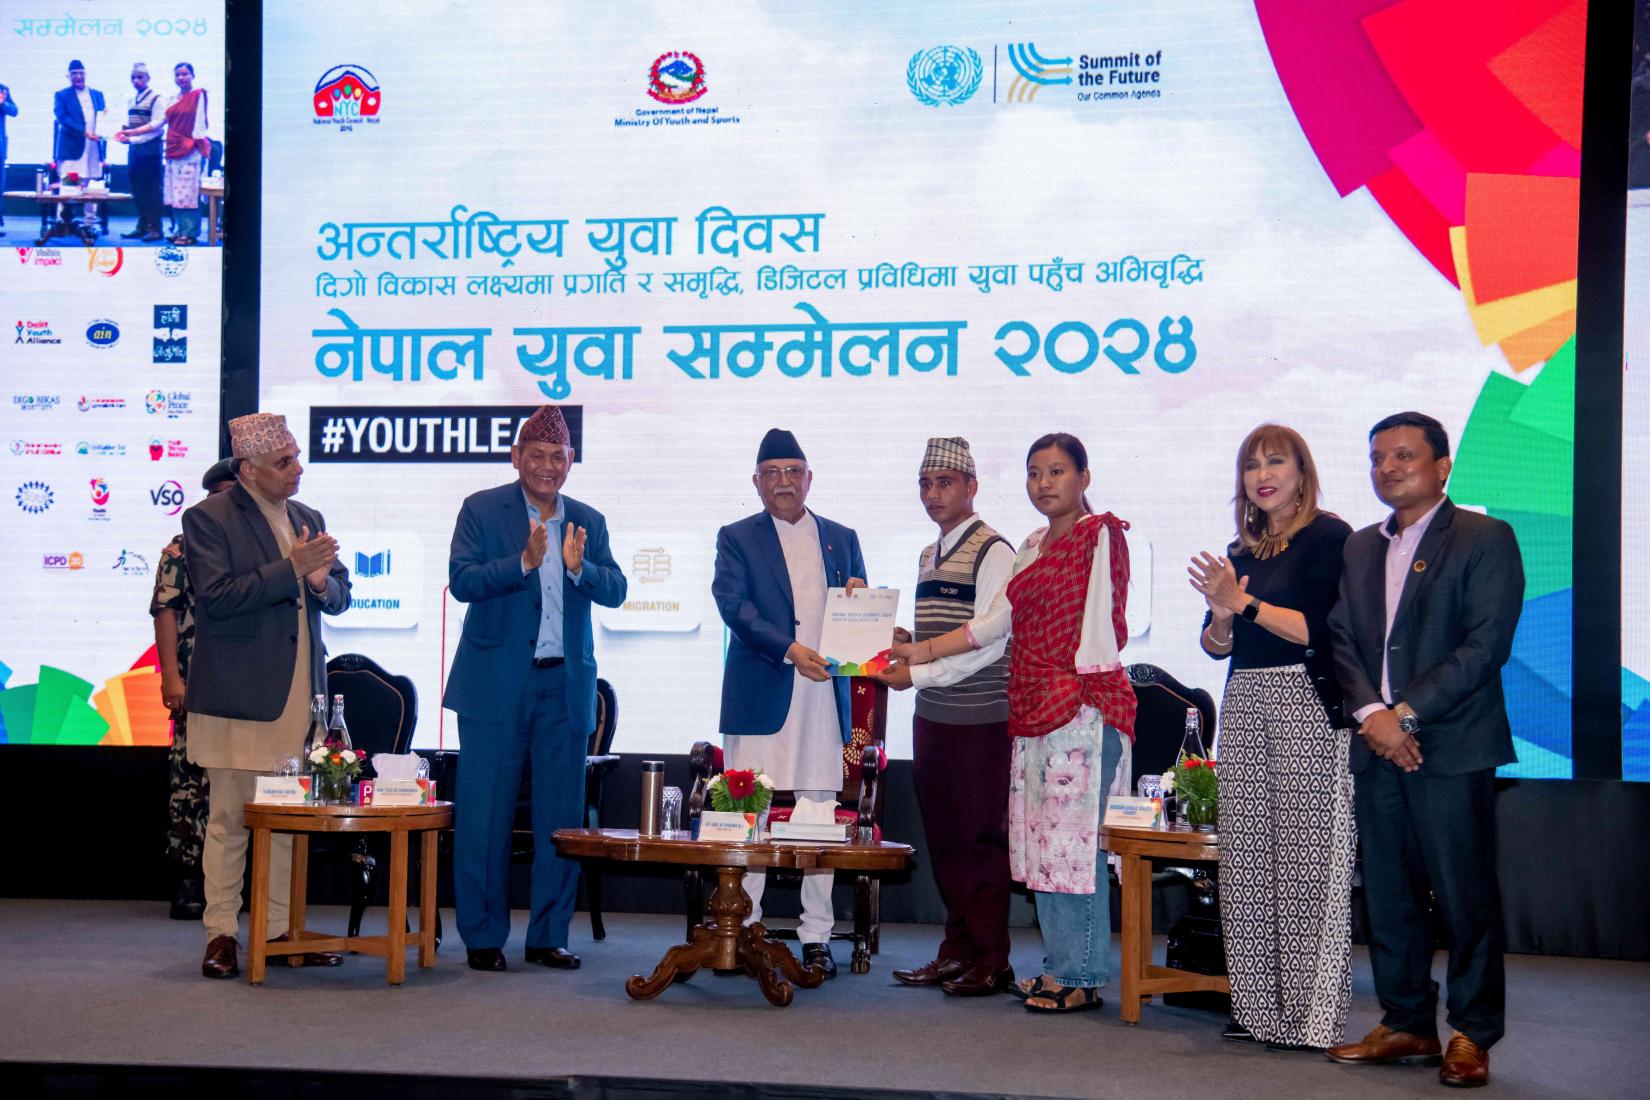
[151,479,185,515]
[314,65,383,130]
[648,52,707,104]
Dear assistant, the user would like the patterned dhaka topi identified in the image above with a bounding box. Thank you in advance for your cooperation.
[919,436,975,476]
[517,404,571,446]
[227,413,296,459]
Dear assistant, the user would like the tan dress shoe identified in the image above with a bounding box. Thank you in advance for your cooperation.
[1440,1033,1489,1088]
[1326,1024,1443,1065]
[201,934,239,979]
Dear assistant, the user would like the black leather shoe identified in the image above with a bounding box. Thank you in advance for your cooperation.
[1223,1020,1260,1043]
[524,946,581,969]
[268,932,345,968]
[170,875,205,920]
[893,957,968,986]
[467,947,507,972]
[120,229,146,240]
[142,231,164,242]
[1267,1041,1325,1054]
[941,963,1015,997]
[801,943,837,979]
[202,934,238,979]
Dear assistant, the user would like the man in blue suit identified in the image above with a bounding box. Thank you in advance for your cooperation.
[0,80,16,235]
[443,404,627,973]
[53,60,106,239]
[713,428,866,978]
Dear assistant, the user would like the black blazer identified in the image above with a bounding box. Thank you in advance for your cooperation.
[181,483,352,721]
[1328,498,1524,775]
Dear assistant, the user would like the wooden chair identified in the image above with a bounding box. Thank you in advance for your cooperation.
[1126,662,1216,789]
[425,677,621,938]
[684,678,889,973]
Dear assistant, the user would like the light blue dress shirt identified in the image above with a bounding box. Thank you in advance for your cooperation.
[523,491,583,660]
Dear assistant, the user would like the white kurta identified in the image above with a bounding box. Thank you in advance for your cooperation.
[724,510,843,792]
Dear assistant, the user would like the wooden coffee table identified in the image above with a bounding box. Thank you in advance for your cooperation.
[1101,823,1230,1022]
[243,801,452,985]
[553,827,912,1006]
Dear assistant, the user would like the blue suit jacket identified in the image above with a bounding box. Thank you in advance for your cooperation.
[442,483,626,732]
[713,510,866,741]
[53,85,105,162]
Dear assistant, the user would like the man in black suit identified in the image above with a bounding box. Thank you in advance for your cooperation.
[1326,412,1524,1089]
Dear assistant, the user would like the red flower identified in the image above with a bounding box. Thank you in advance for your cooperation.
[1205,759,1216,768]
[723,769,756,800]
[1184,758,1201,768]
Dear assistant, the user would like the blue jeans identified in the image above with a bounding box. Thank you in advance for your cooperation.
[1034,723,1124,988]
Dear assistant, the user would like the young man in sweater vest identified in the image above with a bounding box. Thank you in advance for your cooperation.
[877,436,1017,996]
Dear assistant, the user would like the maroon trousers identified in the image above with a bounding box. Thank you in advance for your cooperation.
[912,714,1013,969]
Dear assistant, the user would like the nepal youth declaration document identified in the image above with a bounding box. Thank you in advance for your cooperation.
[817,588,900,676]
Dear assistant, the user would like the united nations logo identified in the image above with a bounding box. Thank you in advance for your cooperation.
[907,45,982,107]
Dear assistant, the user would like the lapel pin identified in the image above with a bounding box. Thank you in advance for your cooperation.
[1413,560,1427,574]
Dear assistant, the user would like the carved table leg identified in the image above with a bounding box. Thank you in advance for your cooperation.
[625,929,717,1000]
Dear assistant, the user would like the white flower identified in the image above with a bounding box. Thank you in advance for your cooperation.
[755,774,774,788]
[1160,770,1176,792]
[341,750,357,764]
[308,748,328,764]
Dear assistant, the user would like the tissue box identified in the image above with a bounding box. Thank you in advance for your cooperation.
[373,778,437,806]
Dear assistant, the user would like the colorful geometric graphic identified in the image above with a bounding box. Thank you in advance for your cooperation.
[1255,0,1585,777]
[0,651,173,747]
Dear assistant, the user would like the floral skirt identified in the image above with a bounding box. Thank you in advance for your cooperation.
[1008,705,1132,894]
[164,151,203,208]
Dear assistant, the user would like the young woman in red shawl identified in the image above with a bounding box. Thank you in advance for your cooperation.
[891,432,1135,1013]
[118,62,209,245]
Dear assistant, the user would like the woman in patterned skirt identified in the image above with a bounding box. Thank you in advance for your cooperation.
[895,432,1136,1012]
[1188,423,1354,1051]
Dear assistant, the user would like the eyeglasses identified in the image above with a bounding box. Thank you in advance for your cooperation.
[757,465,806,483]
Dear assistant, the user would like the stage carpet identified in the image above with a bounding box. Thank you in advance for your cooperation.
[1,901,1644,1099]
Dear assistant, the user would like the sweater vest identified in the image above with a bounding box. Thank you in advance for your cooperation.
[914,520,1011,725]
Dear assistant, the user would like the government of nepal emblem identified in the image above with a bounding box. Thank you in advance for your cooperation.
[907,45,983,107]
[649,51,708,104]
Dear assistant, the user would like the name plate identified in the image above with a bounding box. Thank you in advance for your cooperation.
[1103,795,1164,829]
[254,776,311,805]
[697,810,757,841]
[374,778,436,806]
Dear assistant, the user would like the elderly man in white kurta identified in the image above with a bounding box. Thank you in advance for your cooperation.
[712,428,868,978]
[180,414,351,979]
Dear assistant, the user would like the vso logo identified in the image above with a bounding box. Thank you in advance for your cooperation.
[150,479,185,515]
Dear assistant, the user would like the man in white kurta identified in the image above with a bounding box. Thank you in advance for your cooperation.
[713,428,868,975]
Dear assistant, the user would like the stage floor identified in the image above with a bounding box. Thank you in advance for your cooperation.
[1,900,1643,1100]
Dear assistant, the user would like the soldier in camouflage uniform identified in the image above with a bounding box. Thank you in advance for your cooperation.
[151,458,237,919]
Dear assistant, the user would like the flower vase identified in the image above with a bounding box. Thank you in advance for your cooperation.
[1185,796,1217,831]
[314,772,351,805]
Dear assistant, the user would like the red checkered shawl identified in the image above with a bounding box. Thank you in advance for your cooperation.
[1004,512,1136,740]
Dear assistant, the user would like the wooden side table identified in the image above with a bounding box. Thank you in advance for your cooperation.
[1101,823,1230,1023]
[243,801,453,985]
[553,828,913,1006]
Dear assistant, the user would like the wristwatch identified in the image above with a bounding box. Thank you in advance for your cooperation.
[1395,703,1421,735]
[1239,597,1261,622]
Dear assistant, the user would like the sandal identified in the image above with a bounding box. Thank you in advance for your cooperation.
[1024,982,1103,1013]
[1011,975,1056,1001]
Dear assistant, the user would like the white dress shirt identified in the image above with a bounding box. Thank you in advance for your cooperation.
[909,514,1015,690]
[1353,495,1447,723]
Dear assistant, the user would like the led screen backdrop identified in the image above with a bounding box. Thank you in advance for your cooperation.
[255,0,1585,769]
[1622,0,1650,781]
[0,1,224,747]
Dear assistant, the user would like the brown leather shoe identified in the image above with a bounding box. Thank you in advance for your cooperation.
[268,932,344,968]
[201,934,239,979]
[941,963,1016,997]
[892,957,968,986]
[1440,1033,1489,1088]
[1326,1025,1443,1065]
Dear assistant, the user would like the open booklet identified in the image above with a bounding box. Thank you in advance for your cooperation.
[816,587,900,676]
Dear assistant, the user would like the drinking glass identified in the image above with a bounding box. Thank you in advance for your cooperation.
[661,786,683,835]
